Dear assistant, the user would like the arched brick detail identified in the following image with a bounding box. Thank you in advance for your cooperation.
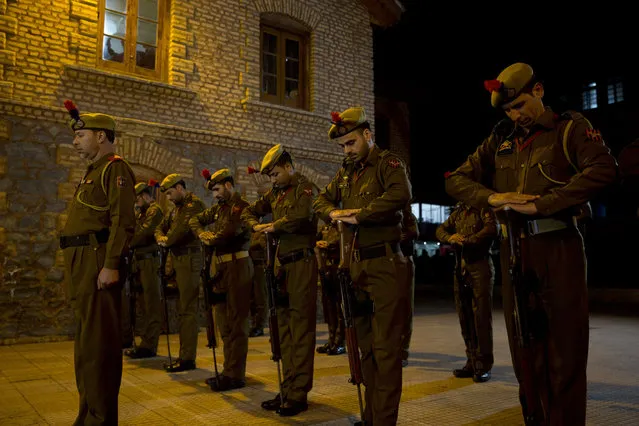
[251,0,322,29]
[116,136,194,179]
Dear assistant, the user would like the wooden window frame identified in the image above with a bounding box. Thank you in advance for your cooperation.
[97,0,169,81]
[260,24,309,110]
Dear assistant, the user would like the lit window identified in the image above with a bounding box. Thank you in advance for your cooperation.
[261,17,309,110]
[582,82,597,110]
[607,79,624,104]
[98,0,168,80]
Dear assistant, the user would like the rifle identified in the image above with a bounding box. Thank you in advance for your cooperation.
[453,245,478,373]
[314,246,332,325]
[503,207,545,424]
[200,243,220,388]
[123,250,136,349]
[336,220,365,425]
[158,247,173,367]
[264,232,284,406]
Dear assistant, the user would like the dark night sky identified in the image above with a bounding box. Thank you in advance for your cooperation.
[373,2,635,205]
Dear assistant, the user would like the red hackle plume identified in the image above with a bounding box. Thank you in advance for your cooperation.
[64,99,80,121]
[330,111,342,124]
[483,80,502,93]
[247,166,259,175]
[201,169,211,180]
[148,179,158,187]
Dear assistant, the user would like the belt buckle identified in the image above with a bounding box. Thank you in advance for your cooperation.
[527,220,540,236]
[353,249,361,263]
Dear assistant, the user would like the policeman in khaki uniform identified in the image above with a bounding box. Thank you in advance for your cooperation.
[242,145,319,417]
[189,169,253,391]
[155,174,206,372]
[314,107,412,425]
[446,63,617,424]
[248,229,267,337]
[124,180,164,359]
[436,202,496,382]
[315,223,346,355]
[60,101,136,425]
[400,206,419,367]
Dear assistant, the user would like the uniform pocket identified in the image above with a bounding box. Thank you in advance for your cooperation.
[494,155,518,192]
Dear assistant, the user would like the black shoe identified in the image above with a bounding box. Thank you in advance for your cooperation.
[473,370,491,383]
[402,359,408,368]
[277,399,308,417]
[316,343,331,354]
[164,359,196,372]
[261,394,284,411]
[328,345,346,355]
[249,328,264,337]
[124,347,156,359]
[453,364,474,378]
[209,375,246,392]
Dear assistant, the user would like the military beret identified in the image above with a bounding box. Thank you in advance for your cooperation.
[159,173,183,192]
[260,144,288,175]
[328,107,368,140]
[134,182,148,196]
[484,63,535,108]
[201,168,232,188]
[64,100,116,132]
[135,179,159,196]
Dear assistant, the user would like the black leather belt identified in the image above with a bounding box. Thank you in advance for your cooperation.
[353,242,400,262]
[135,251,158,261]
[60,229,109,249]
[278,248,313,265]
[170,245,201,257]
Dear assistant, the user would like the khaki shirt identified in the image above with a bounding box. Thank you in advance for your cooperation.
[242,173,318,256]
[436,205,496,261]
[130,201,163,251]
[62,152,136,269]
[445,108,617,218]
[189,191,250,255]
[155,192,206,248]
[314,145,412,248]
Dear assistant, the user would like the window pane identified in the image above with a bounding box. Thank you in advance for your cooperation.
[285,58,299,80]
[285,39,299,60]
[102,36,125,62]
[137,20,157,45]
[262,53,277,75]
[139,0,158,21]
[106,0,127,13]
[285,79,298,100]
[136,43,156,70]
[262,32,277,54]
[104,11,127,37]
[262,75,277,96]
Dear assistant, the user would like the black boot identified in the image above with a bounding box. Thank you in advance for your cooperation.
[164,358,196,372]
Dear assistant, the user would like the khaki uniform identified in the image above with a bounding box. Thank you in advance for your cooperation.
[446,107,617,424]
[249,230,268,331]
[155,192,205,362]
[314,145,412,425]
[189,192,253,380]
[400,208,419,361]
[61,152,136,425]
[436,204,496,372]
[242,172,318,403]
[317,224,345,349]
[129,201,164,353]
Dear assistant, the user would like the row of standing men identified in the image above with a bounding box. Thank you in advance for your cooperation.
[61,101,418,425]
[61,60,619,426]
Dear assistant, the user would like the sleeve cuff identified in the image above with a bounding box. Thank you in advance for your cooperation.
[105,258,120,270]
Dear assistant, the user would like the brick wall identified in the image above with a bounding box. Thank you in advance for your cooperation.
[375,97,411,172]
[0,0,383,342]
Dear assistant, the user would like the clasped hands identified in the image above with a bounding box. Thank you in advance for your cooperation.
[329,208,361,225]
[488,192,540,215]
